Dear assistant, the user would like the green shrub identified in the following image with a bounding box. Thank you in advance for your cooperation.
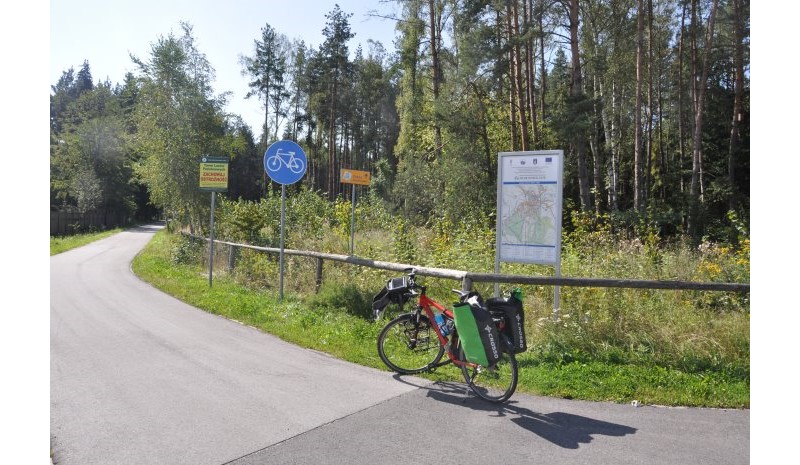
[392,218,416,263]
[216,195,282,247]
[306,282,373,319]
[230,248,278,290]
[171,235,204,265]
[287,188,336,243]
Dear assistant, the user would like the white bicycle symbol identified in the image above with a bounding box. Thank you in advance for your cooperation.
[266,148,305,174]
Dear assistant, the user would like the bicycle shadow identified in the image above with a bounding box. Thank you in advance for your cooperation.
[422,381,637,449]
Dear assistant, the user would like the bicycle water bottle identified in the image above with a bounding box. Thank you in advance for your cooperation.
[434,313,450,336]
[444,318,454,336]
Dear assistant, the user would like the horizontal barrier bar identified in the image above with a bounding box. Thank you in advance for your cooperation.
[188,234,750,294]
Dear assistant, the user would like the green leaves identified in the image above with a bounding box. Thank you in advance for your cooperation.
[131,23,229,229]
[50,67,138,216]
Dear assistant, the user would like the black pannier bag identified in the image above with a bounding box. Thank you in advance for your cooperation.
[486,294,527,354]
[372,276,412,319]
[453,301,502,367]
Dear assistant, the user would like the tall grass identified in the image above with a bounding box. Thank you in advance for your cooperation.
[149,194,749,407]
[50,228,124,255]
[208,195,750,378]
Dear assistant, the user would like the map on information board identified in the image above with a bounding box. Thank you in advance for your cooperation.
[496,151,563,265]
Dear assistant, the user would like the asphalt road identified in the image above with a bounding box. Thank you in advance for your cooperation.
[50,225,749,465]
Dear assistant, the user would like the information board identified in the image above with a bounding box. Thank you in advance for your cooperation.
[199,156,229,192]
[496,150,563,265]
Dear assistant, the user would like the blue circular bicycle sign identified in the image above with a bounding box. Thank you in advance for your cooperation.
[264,140,307,185]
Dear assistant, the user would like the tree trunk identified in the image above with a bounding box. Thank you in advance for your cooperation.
[428,0,443,160]
[502,5,520,151]
[633,0,645,211]
[538,0,546,122]
[292,92,300,140]
[688,0,719,238]
[273,97,281,142]
[645,0,654,207]
[471,82,495,183]
[657,58,666,201]
[525,0,538,147]
[601,79,619,211]
[591,73,603,214]
[263,75,271,144]
[509,62,520,151]
[568,0,591,211]
[728,0,744,212]
[677,2,687,194]
[510,0,529,150]
[328,78,337,201]
[314,118,322,191]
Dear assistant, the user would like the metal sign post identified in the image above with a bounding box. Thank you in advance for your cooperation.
[350,185,356,254]
[340,168,371,256]
[494,150,564,317]
[279,185,286,300]
[199,156,229,287]
[264,140,307,301]
[208,191,216,287]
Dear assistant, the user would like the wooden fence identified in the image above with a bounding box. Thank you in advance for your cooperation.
[51,209,133,236]
[187,234,750,295]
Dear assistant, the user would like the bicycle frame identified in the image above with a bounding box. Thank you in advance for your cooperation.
[416,292,470,368]
[378,269,504,370]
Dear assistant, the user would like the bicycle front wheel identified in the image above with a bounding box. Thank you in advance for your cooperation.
[459,337,518,403]
[377,313,445,374]
[289,157,305,174]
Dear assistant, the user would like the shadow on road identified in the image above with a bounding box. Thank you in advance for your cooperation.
[397,378,637,449]
[127,223,165,233]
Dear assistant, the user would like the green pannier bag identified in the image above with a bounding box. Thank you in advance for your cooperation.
[453,302,502,367]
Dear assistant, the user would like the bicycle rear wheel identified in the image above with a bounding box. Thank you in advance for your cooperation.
[459,336,518,403]
[266,155,281,171]
[377,313,445,374]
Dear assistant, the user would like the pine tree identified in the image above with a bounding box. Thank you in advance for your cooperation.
[75,60,94,95]
[317,5,355,200]
[240,23,290,142]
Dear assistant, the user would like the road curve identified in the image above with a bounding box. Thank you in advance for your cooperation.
[50,225,427,465]
[51,225,749,465]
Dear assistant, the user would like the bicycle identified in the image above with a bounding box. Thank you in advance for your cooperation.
[265,148,305,174]
[374,268,519,403]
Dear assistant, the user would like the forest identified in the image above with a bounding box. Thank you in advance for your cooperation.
[50,0,749,245]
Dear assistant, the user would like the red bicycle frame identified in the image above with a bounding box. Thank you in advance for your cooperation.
[417,293,468,367]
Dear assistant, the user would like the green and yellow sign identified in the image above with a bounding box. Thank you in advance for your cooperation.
[199,156,229,192]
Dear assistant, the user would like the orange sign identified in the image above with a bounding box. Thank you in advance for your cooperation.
[340,169,371,186]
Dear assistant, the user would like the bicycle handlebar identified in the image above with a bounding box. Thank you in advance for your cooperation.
[403,269,475,303]
[403,268,426,294]
[451,289,469,298]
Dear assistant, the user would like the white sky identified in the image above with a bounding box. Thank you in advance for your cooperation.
[50,0,402,133]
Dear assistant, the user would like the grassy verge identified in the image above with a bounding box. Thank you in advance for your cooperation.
[132,230,748,408]
[50,228,124,255]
